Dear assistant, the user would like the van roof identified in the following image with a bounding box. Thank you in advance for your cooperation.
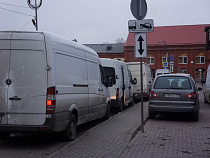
[0,31,98,57]
[100,58,125,64]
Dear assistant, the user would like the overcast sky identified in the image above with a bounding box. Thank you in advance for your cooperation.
[0,0,209,44]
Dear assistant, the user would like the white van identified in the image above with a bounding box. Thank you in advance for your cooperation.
[203,65,210,103]
[0,31,111,141]
[127,62,153,102]
[155,69,170,78]
[100,59,135,112]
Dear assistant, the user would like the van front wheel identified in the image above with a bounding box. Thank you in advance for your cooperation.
[61,114,77,142]
[102,103,110,121]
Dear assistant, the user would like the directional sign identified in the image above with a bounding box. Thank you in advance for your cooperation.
[135,33,147,58]
[130,0,147,20]
[128,19,154,33]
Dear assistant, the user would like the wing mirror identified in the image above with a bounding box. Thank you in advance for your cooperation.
[131,78,137,85]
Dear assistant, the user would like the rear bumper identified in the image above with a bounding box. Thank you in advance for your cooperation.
[0,112,70,133]
[133,93,147,99]
[149,103,199,113]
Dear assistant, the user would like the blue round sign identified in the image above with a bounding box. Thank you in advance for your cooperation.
[170,55,174,61]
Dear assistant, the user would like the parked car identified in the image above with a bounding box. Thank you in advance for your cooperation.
[127,62,153,102]
[203,64,210,103]
[0,31,112,141]
[149,74,201,121]
[100,59,135,112]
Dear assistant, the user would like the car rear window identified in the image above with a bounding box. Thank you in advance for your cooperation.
[154,76,192,89]
[103,66,116,85]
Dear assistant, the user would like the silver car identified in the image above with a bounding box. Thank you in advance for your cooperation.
[149,74,200,121]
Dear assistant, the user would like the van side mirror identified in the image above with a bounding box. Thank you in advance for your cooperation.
[131,78,137,85]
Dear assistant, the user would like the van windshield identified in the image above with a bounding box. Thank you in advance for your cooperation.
[154,76,192,89]
[103,67,116,85]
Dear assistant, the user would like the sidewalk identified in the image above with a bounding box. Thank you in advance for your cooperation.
[46,101,149,158]
[120,92,210,158]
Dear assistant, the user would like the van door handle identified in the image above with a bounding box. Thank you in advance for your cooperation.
[98,88,103,91]
[9,96,21,101]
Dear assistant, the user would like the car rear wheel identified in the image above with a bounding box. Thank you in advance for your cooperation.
[128,97,134,107]
[114,100,123,113]
[149,110,156,119]
[192,113,199,121]
[61,114,77,141]
[204,96,208,103]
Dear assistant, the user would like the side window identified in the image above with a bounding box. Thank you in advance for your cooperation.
[99,65,106,86]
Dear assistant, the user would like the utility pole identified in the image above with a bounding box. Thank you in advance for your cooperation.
[27,0,42,31]
[35,0,38,31]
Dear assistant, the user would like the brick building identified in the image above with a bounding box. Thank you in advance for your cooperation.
[124,24,210,80]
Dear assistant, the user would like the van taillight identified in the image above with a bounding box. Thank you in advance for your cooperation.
[116,88,119,99]
[185,92,197,99]
[46,87,56,114]
[150,91,158,98]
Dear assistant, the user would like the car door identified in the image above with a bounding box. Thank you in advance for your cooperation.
[7,33,47,125]
[99,65,107,115]
[0,32,11,125]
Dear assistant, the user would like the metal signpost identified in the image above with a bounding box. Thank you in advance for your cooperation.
[129,0,154,133]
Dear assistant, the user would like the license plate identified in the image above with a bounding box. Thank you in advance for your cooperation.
[164,94,180,98]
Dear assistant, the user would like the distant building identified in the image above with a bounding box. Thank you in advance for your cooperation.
[124,24,210,80]
[85,43,125,61]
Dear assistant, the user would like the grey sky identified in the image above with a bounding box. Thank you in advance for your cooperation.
[0,0,209,44]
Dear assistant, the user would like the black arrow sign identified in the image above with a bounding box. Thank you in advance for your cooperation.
[138,35,144,55]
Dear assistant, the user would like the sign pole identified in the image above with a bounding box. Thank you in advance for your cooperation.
[140,57,144,133]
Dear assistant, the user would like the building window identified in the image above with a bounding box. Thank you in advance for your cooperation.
[179,68,188,73]
[196,56,205,64]
[179,56,188,64]
[146,57,154,65]
[196,68,205,79]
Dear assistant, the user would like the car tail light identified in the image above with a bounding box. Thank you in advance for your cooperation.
[46,87,56,114]
[185,92,197,99]
[150,91,158,98]
[116,88,119,99]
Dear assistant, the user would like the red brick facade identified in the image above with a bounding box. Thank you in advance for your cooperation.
[124,24,210,80]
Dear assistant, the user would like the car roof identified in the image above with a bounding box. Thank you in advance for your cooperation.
[157,73,191,77]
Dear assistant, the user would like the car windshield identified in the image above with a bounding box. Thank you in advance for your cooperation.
[154,76,192,89]
[103,66,116,85]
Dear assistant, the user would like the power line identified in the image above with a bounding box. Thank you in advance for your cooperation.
[20,19,32,30]
[0,6,33,17]
[0,2,29,8]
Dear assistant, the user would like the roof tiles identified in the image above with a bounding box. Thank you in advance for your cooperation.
[125,24,210,46]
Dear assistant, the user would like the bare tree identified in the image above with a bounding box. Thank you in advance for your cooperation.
[115,38,125,43]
